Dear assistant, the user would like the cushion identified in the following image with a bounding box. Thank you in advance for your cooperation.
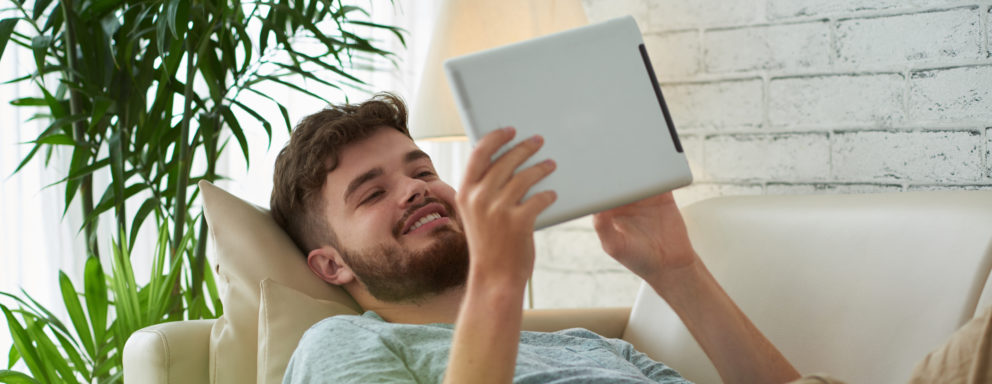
[200,180,361,384]
[258,278,360,384]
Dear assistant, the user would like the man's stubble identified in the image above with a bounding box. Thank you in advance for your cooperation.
[340,225,469,304]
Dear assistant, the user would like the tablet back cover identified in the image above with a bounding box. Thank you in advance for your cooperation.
[444,16,693,229]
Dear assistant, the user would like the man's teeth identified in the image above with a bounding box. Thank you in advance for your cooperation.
[409,213,442,233]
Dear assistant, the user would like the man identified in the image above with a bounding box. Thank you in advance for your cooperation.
[267,94,844,383]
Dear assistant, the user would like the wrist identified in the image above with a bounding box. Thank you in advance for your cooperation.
[646,253,708,303]
[467,266,528,300]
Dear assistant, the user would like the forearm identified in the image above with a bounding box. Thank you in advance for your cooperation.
[649,258,800,384]
[444,271,525,384]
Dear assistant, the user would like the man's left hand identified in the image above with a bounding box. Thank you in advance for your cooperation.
[592,192,697,282]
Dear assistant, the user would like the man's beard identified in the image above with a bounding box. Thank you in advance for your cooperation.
[339,225,469,304]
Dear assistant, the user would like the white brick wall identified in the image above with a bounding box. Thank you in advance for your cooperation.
[832,130,983,182]
[909,66,992,121]
[643,31,699,78]
[766,0,961,20]
[704,133,830,180]
[533,0,992,309]
[769,74,905,126]
[665,79,763,129]
[704,22,831,73]
[835,8,984,66]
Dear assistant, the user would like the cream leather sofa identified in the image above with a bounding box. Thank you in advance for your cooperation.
[123,185,992,383]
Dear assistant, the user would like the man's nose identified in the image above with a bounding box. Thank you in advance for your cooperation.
[401,177,428,206]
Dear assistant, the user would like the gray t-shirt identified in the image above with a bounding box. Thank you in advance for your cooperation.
[283,311,690,383]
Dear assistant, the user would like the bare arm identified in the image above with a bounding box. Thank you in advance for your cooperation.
[649,258,799,383]
[444,127,556,384]
[594,193,800,384]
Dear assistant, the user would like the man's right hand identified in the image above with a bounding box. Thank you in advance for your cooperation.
[445,127,556,384]
[456,126,557,288]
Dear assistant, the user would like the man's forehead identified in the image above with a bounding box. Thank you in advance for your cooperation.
[325,129,426,192]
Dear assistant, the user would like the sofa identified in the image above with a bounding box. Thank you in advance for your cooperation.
[123,182,992,383]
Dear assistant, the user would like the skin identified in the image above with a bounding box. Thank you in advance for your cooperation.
[306,125,801,383]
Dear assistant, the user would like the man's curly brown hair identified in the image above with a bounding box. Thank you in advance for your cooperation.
[270,93,411,254]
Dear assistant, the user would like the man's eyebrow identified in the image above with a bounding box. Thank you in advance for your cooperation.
[344,167,383,203]
[405,149,430,163]
[343,150,431,203]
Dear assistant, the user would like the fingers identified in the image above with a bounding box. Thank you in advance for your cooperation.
[481,134,544,190]
[460,127,557,225]
[500,159,556,204]
[519,190,557,218]
[463,127,516,184]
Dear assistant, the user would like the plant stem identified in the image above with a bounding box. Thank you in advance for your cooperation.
[169,33,197,320]
[61,0,99,259]
[172,45,195,258]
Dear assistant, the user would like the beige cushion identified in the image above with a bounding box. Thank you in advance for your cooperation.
[624,191,992,384]
[200,181,361,384]
[257,278,360,384]
[123,319,215,384]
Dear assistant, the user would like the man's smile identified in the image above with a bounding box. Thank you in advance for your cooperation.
[397,200,453,236]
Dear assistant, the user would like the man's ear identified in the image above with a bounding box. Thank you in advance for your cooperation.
[307,246,355,286]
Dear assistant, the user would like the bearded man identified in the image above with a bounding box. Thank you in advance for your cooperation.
[269,93,814,383]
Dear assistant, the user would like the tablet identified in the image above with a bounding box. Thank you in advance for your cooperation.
[444,16,693,229]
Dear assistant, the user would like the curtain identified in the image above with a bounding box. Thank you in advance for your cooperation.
[0,42,88,356]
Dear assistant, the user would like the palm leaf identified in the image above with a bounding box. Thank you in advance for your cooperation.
[58,272,95,358]
[0,370,42,384]
[0,306,51,382]
[0,19,18,64]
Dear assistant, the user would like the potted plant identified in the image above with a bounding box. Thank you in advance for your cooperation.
[0,0,403,381]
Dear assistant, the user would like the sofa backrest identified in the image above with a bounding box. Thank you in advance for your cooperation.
[623,191,992,383]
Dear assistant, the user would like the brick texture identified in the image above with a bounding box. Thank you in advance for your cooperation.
[907,184,992,191]
[704,133,830,180]
[767,0,960,20]
[645,0,759,31]
[558,0,992,309]
[581,0,649,28]
[534,229,623,273]
[909,65,992,121]
[766,183,903,194]
[531,269,642,308]
[679,135,706,180]
[832,130,982,182]
[705,22,831,73]
[769,74,904,126]
[836,8,983,67]
[643,31,700,78]
[663,79,763,129]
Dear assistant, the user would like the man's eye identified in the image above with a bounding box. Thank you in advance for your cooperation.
[416,171,435,178]
[360,190,384,205]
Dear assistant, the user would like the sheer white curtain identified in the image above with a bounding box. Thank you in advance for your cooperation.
[0,40,88,359]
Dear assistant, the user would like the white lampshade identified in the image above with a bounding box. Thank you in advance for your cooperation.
[409,0,589,140]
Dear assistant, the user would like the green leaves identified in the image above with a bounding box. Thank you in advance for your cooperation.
[3,0,407,381]
[59,272,95,358]
[29,35,51,80]
[0,306,49,383]
[0,19,17,64]
[0,370,42,384]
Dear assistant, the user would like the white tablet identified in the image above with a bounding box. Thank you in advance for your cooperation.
[444,16,693,229]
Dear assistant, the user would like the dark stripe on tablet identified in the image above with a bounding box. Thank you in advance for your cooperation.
[638,43,683,153]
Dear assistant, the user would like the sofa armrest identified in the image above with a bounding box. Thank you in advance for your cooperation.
[123,319,215,384]
[522,307,631,338]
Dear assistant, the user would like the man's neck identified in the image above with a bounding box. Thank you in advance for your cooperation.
[357,285,466,325]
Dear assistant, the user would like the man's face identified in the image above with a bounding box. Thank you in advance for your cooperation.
[321,127,468,303]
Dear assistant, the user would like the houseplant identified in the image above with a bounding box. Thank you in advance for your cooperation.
[0,0,403,381]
